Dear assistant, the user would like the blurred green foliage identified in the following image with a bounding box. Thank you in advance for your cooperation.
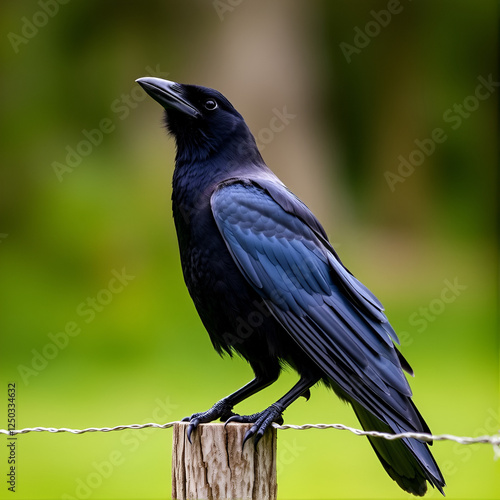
[0,1,497,499]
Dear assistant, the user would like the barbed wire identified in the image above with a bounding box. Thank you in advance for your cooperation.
[1,421,499,458]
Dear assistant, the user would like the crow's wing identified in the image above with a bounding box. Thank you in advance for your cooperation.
[211,179,444,494]
[211,178,420,433]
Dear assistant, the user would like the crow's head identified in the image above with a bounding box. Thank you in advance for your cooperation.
[136,77,254,162]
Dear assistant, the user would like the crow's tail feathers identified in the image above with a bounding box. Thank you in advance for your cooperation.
[351,402,446,497]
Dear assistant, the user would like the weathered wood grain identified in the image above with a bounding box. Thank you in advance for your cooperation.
[172,422,277,500]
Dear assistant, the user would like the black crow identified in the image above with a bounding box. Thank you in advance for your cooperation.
[136,76,445,496]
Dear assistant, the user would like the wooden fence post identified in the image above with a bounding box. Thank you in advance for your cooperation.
[172,422,277,500]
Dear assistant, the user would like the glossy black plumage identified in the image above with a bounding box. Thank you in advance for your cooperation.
[136,76,445,496]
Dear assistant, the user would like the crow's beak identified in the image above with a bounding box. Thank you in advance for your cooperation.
[136,77,200,118]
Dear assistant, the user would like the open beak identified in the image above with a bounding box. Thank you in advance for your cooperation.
[136,77,200,118]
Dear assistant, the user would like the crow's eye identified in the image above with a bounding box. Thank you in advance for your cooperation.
[204,99,218,111]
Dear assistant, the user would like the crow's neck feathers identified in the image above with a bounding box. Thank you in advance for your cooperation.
[171,120,273,226]
[172,120,268,188]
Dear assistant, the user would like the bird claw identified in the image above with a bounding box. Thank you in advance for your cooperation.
[225,403,284,449]
[182,399,235,443]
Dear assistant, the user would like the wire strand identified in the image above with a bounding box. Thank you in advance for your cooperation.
[1,421,499,455]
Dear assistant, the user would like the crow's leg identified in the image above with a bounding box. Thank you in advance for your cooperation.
[182,371,279,442]
[226,374,320,448]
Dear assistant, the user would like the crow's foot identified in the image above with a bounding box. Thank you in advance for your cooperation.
[225,403,284,448]
[182,398,236,443]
